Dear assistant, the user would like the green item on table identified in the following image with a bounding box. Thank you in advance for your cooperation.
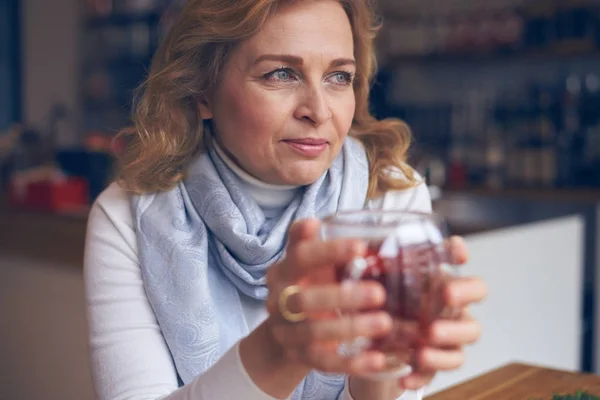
[531,391,600,400]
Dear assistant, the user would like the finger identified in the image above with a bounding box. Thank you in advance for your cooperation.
[447,236,469,265]
[399,372,436,391]
[265,264,286,314]
[348,351,389,375]
[286,239,366,279]
[287,344,387,375]
[287,219,321,248]
[272,311,392,345]
[267,219,327,289]
[417,347,465,371]
[428,319,482,347]
[287,281,386,314]
[445,276,488,308]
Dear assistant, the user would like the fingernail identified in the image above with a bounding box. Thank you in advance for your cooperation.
[367,357,385,371]
[351,240,367,255]
[359,286,382,303]
[436,327,448,340]
[355,354,384,372]
[369,314,391,331]
[356,287,379,303]
[401,376,418,389]
[448,286,462,306]
[368,316,385,330]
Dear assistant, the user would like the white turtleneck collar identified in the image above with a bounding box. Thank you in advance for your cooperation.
[213,141,301,212]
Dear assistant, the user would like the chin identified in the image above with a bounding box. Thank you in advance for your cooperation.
[280,166,328,186]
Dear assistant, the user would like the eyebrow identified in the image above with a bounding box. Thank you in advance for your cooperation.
[253,54,356,68]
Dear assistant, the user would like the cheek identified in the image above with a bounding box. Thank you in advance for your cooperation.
[218,86,283,144]
[333,95,356,136]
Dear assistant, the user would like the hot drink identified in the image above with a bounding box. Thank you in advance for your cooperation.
[337,240,451,369]
[321,210,455,378]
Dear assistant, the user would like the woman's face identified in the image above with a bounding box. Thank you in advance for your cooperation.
[200,0,356,186]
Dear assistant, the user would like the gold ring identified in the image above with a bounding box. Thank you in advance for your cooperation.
[278,285,307,323]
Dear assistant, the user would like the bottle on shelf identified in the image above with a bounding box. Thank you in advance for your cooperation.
[555,74,582,187]
[578,73,600,186]
[521,0,557,51]
[553,0,597,54]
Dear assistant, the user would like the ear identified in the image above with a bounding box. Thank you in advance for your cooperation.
[197,97,213,120]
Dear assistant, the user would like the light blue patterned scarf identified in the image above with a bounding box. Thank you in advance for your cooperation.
[131,137,369,399]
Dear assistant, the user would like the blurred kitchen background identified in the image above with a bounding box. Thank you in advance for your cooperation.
[1,0,599,399]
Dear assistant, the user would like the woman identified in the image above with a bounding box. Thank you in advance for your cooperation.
[84,0,487,399]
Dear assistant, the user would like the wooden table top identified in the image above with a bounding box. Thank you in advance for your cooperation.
[427,363,600,400]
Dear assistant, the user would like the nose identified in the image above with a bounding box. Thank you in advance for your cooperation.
[293,85,333,126]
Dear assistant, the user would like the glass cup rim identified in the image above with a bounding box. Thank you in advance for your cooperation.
[321,209,444,228]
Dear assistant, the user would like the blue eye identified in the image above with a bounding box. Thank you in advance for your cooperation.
[330,71,353,86]
[265,68,296,82]
[274,69,291,80]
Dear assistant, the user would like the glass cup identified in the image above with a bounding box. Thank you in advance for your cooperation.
[321,210,458,380]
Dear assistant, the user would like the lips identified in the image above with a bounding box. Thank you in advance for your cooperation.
[283,138,329,145]
[282,138,329,157]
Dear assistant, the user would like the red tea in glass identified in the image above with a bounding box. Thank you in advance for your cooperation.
[322,210,456,380]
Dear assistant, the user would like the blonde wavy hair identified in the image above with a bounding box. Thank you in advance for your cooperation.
[116,0,417,199]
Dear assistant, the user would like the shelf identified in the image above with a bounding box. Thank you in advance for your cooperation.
[86,11,161,29]
[443,186,600,204]
[390,46,600,66]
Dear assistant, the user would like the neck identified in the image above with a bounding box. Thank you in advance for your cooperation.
[213,141,300,211]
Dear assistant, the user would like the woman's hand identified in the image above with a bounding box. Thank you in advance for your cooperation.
[265,218,393,375]
[239,219,393,398]
[398,236,488,391]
